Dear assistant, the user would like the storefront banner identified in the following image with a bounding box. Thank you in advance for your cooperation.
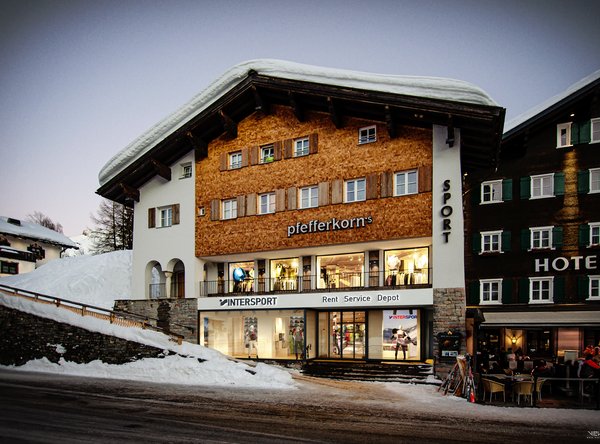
[198,288,433,311]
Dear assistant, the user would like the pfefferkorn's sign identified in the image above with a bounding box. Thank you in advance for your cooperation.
[287,216,373,238]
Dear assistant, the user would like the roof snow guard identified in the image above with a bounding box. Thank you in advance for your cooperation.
[97,59,505,205]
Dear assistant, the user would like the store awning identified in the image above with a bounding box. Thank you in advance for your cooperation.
[481,311,600,327]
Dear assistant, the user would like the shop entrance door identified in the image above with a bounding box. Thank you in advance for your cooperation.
[320,311,366,359]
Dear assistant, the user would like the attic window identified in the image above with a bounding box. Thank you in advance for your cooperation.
[181,162,192,179]
[7,218,21,226]
[359,126,377,144]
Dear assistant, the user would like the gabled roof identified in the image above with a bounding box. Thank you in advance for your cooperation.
[0,217,78,249]
[503,69,600,141]
[97,59,505,205]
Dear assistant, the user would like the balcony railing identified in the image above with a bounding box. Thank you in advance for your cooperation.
[149,283,166,299]
[199,269,431,297]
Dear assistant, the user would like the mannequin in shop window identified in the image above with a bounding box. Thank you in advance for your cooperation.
[247,325,258,359]
[293,326,304,360]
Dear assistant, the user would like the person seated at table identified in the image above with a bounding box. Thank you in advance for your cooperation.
[531,359,551,377]
[488,361,504,374]
[580,354,600,379]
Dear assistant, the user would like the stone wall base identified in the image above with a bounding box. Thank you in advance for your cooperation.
[432,287,466,379]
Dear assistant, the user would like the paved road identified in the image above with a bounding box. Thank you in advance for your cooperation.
[0,369,595,443]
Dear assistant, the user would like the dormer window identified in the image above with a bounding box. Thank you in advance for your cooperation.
[358,126,377,144]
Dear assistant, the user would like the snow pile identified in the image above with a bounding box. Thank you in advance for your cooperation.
[0,252,296,389]
[0,250,131,310]
[99,59,498,186]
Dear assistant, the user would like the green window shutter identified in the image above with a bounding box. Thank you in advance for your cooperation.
[472,233,481,254]
[521,229,530,251]
[502,230,512,252]
[579,224,590,247]
[578,170,590,194]
[502,279,513,304]
[518,278,530,303]
[472,184,481,205]
[520,177,531,199]
[571,122,580,145]
[554,172,565,196]
[502,179,513,201]
[468,281,480,305]
[578,276,589,301]
[553,277,565,303]
[552,227,563,248]
[579,120,591,144]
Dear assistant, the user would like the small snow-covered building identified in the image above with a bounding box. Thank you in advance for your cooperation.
[0,216,78,276]
[97,60,504,373]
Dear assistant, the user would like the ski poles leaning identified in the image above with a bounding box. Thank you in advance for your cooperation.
[438,354,477,402]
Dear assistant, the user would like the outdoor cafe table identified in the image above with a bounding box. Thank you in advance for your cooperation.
[483,374,533,402]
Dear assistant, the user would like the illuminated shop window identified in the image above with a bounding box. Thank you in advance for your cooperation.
[384,248,429,286]
[229,261,254,293]
[381,309,419,361]
[316,253,364,289]
[271,258,299,291]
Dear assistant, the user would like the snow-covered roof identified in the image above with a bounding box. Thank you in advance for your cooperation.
[98,59,499,187]
[504,68,600,135]
[0,217,79,249]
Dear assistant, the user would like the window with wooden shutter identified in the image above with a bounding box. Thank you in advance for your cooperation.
[246,193,257,216]
[148,208,156,228]
[578,170,590,194]
[237,195,246,218]
[318,181,330,206]
[331,179,343,204]
[380,171,393,198]
[273,141,282,161]
[275,189,286,212]
[210,200,220,221]
[219,153,228,172]
[366,173,378,200]
[309,133,318,154]
[172,204,180,225]
[287,187,297,210]
[418,166,432,193]
[283,139,293,159]
[250,146,259,165]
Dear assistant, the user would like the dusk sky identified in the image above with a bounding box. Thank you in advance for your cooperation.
[1,0,599,236]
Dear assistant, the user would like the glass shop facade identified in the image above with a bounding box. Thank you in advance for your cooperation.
[198,246,434,361]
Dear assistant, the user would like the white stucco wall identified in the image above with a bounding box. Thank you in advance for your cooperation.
[431,125,465,289]
[131,152,202,299]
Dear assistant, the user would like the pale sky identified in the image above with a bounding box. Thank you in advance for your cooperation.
[1,0,599,236]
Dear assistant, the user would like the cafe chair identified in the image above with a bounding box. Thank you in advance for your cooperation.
[482,378,506,402]
[513,381,533,406]
[534,378,546,401]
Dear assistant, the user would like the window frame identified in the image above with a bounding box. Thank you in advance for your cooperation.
[591,118,600,144]
[158,206,173,228]
[180,162,192,179]
[358,125,377,144]
[529,277,554,304]
[259,192,276,215]
[589,275,600,300]
[481,230,502,253]
[294,137,310,157]
[0,261,18,275]
[222,198,237,220]
[530,173,554,199]
[480,279,502,305]
[590,168,600,193]
[589,223,600,247]
[344,178,366,203]
[299,185,319,209]
[260,144,274,164]
[394,169,418,196]
[481,179,503,204]
[530,226,553,250]
[556,122,572,148]
[229,151,242,170]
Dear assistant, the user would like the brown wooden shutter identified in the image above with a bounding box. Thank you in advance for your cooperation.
[210,200,220,221]
[172,204,180,225]
[219,153,228,171]
[381,171,394,197]
[276,189,286,212]
[309,133,318,154]
[331,179,343,204]
[287,187,297,210]
[241,148,249,168]
[318,181,329,206]
[366,173,379,200]
[237,195,246,218]
[148,208,156,228]
[249,146,259,165]
[283,139,293,158]
[418,165,433,193]
[274,141,282,161]
[246,193,257,216]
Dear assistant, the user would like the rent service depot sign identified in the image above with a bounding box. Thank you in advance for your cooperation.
[198,288,433,311]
